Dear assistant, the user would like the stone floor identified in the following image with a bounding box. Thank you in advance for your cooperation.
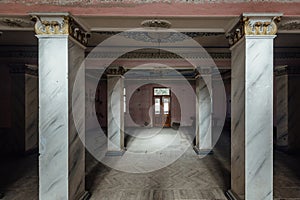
[0,127,300,200]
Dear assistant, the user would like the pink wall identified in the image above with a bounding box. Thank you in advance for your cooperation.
[0,2,299,16]
[125,80,196,127]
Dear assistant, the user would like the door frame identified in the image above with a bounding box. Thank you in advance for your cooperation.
[152,87,171,127]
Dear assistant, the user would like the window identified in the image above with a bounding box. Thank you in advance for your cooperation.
[163,97,170,114]
[154,88,170,96]
[155,98,160,114]
[124,88,126,113]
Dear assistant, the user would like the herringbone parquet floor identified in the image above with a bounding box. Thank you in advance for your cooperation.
[2,128,300,199]
[86,128,230,200]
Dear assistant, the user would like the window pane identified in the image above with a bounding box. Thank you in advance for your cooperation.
[124,88,126,112]
[124,96,126,113]
[154,88,170,96]
[163,97,169,114]
[155,98,160,114]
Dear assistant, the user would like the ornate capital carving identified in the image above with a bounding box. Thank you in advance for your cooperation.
[31,14,90,46]
[195,68,212,78]
[106,66,126,76]
[141,19,171,29]
[227,13,282,46]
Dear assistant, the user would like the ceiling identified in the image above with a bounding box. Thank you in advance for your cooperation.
[0,15,299,47]
[0,15,299,70]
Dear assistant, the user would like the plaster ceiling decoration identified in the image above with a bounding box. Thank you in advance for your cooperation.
[95,31,224,43]
[141,19,172,29]
[0,17,34,28]
[119,31,188,43]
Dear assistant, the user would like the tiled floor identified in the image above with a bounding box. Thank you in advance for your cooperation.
[1,128,300,200]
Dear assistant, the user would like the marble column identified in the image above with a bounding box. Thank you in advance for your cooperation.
[275,65,300,152]
[226,13,282,200]
[10,64,38,154]
[194,71,213,155]
[32,13,89,200]
[106,67,125,156]
[274,66,289,150]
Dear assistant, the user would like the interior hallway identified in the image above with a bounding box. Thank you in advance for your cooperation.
[1,127,300,199]
[86,127,230,200]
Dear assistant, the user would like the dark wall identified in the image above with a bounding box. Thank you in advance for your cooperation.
[0,64,11,128]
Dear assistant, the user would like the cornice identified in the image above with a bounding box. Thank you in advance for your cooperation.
[0,17,34,30]
[1,49,300,60]
[226,13,282,47]
[30,13,90,46]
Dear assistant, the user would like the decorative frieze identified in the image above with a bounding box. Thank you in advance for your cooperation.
[227,13,282,46]
[0,17,34,29]
[95,31,224,39]
[31,14,90,46]
[88,51,231,59]
[278,20,300,31]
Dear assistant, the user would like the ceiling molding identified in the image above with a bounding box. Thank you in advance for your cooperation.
[278,20,300,33]
[0,17,34,30]
[0,49,299,60]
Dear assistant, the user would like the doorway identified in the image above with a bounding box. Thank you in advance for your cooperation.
[153,87,171,127]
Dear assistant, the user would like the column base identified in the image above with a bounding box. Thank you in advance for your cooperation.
[193,146,213,155]
[105,149,126,156]
[79,191,91,200]
[225,190,241,200]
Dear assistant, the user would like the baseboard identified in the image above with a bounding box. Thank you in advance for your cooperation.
[193,146,213,155]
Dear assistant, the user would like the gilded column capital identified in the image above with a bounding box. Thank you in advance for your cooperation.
[195,67,212,78]
[226,13,283,46]
[106,66,126,76]
[30,13,90,46]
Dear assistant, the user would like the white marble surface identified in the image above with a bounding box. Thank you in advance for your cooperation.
[10,68,38,154]
[275,74,288,148]
[38,35,85,200]
[195,76,212,152]
[107,75,124,152]
[230,35,275,200]
[25,74,38,152]
[11,71,26,153]
[68,39,86,200]
[230,38,246,199]
[275,68,300,152]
